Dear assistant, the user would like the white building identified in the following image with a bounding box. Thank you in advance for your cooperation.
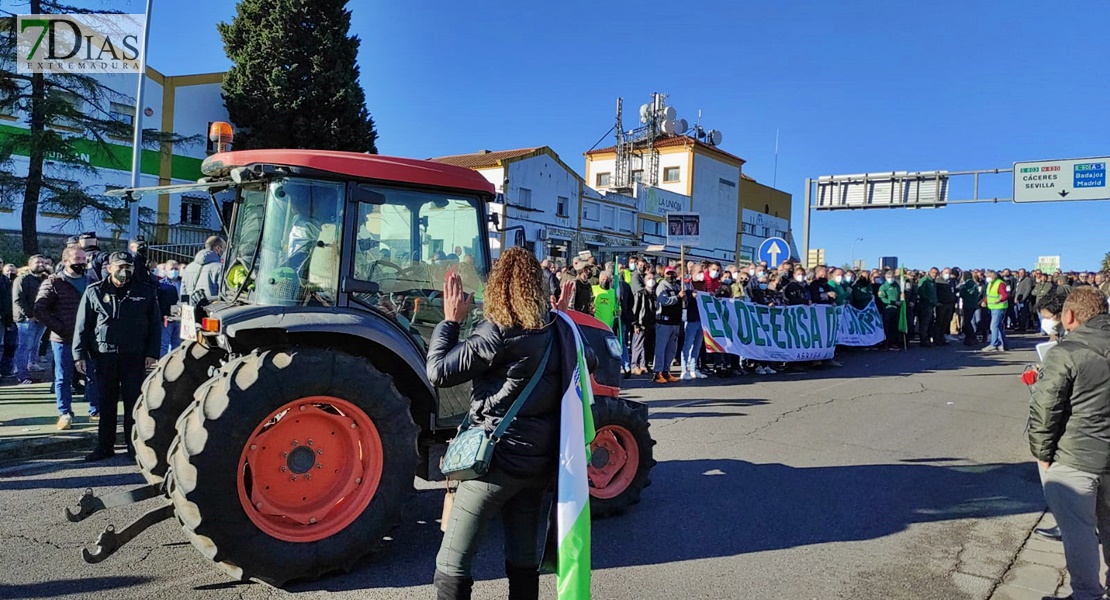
[585,134,747,263]
[0,67,227,245]
[430,147,638,264]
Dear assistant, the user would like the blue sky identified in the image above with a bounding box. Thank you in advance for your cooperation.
[109,0,1110,270]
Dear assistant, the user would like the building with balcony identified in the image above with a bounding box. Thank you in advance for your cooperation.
[0,67,228,246]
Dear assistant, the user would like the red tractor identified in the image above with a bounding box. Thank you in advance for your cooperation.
[68,146,654,586]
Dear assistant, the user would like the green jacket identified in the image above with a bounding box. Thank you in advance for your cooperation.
[1033,280,1054,299]
[1028,315,1110,473]
[878,281,902,307]
[917,276,938,307]
[828,281,848,306]
[850,280,874,309]
[958,279,981,306]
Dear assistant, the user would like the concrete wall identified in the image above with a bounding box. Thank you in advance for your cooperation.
[690,152,741,262]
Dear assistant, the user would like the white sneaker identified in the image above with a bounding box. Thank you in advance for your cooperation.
[764,366,778,375]
[680,371,693,381]
[980,345,998,353]
[755,366,767,375]
[694,370,708,379]
[57,414,72,431]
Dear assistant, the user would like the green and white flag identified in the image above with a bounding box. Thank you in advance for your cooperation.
[556,311,596,599]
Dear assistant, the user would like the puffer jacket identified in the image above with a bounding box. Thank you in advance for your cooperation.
[33,273,85,342]
[1028,314,1110,473]
[427,314,584,479]
[12,271,47,322]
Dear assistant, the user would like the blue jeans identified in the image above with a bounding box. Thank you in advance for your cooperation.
[51,341,74,416]
[680,321,703,373]
[16,321,46,380]
[989,309,1008,349]
[654,324,680,374]
[84,358,100,416]
[161,321,181,357]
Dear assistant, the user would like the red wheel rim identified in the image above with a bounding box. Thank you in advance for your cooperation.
[236,396,383,543]
[588,424,640,500]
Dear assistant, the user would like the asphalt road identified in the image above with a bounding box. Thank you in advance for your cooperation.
[0,337,1046,600]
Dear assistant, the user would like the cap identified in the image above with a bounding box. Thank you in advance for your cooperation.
[109,251,134,266]
[664,266,677,274]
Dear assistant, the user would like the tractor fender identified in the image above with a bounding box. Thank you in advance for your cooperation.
[216,306,436,426]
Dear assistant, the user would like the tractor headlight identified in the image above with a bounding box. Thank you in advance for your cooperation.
[604,335,622,360]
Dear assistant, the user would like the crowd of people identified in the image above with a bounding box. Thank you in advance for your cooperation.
[2,232,225,462]
[536,253,1110,383]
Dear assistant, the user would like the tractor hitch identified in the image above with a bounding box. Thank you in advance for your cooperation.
[81,503,174,564]
[65,483,164,523]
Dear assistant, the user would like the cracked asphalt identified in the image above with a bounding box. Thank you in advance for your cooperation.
[0,337,1046,599]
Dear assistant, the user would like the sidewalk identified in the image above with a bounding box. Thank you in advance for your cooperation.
[989,511,1103,600]
[0,379,98,462]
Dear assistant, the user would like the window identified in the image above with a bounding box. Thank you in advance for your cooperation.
[517,187,532,209]
[631,170,643,183]
[180,196,205,226]
[110,102,135,127]
[663,167,680,182]
[595,172,611,187]
[556,196,569,217]
[618,209,635,233]
[51,91,84,130]
[741,222,755,234]
[582,201,599,222]
[719,178,737,188]
[640,219,663,236]
[601,205,615,230]
[764,204,770,213]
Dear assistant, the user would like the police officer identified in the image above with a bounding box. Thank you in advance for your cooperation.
[74,252,161,461]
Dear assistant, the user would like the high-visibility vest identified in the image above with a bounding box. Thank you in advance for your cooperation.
[987,279,1006,310]
[592,285,617,328]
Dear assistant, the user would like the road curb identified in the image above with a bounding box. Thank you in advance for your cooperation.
[0,430,97,463]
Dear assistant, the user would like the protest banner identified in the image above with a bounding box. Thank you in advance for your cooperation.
[697,296,885,362]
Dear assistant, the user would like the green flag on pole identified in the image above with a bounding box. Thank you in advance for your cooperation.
[555,311,595,599]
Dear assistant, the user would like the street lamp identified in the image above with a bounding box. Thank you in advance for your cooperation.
[851,237,864,267]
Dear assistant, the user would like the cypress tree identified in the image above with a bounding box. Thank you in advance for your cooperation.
[219,0,378,152]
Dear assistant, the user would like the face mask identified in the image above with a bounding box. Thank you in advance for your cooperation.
[986,276,994,283]
[114,268,133,284]
[694,272,704,282]
[942,273,950,280]
[721,278,732,285]
[168,269,179,279]
[68,263,87,276]
[844,275,853,283]
[794,275,805,283]
[601,281,611,290]
[834,275,843,284]
[645,278,655,290]
[1040,317,1059,336]
[759,283,768,290]
[709,270,719,279]
[904,282,912,290]
[875,277,884,285]
[755,271,765,279]
[748,268,755,276]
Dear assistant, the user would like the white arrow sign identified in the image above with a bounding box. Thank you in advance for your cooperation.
[768,241,782,265]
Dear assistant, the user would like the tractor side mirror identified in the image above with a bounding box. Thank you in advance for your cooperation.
[489,213,500,227]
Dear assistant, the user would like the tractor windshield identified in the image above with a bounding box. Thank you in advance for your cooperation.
[225,177,346,306]
[346,184,488,338]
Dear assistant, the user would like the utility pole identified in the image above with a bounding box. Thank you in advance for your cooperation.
[127,0,153,241]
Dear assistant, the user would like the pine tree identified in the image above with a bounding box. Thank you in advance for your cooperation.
[0,3,195,254]
[219,0,378,152]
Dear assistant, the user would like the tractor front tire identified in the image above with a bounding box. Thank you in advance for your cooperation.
[588,395,656,518]
[133,341,225,484]
[166,347,419,586]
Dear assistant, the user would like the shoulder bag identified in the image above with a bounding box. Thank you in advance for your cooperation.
[440,336,553,481]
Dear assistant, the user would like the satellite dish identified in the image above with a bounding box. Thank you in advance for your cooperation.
[639,104,651,123]
[661,119,676,135]
[661,106,676,121]
[676,118,689,134]
[709,130,723,145]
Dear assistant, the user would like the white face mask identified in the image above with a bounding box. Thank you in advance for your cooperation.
[748,268,756,276]
[694,272,704,282]
[794,275,805,283]
[645,278,655,290]
[1041,317,1059,336]
[834,275,843,284]
[942,273,950,280]
[844,275,853,283]
[986,276,995,283]
[709,270,719,279]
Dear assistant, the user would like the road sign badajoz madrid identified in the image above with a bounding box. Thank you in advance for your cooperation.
[1014,157,1109,203]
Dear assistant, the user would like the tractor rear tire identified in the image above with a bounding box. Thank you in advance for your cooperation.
[588,395,656,518]
[133,341,225,484]
[165,347,419,586]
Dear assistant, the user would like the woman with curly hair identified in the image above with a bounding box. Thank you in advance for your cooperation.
[426,246,577,600]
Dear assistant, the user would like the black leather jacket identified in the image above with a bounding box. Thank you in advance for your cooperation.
[426,315,564,478]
